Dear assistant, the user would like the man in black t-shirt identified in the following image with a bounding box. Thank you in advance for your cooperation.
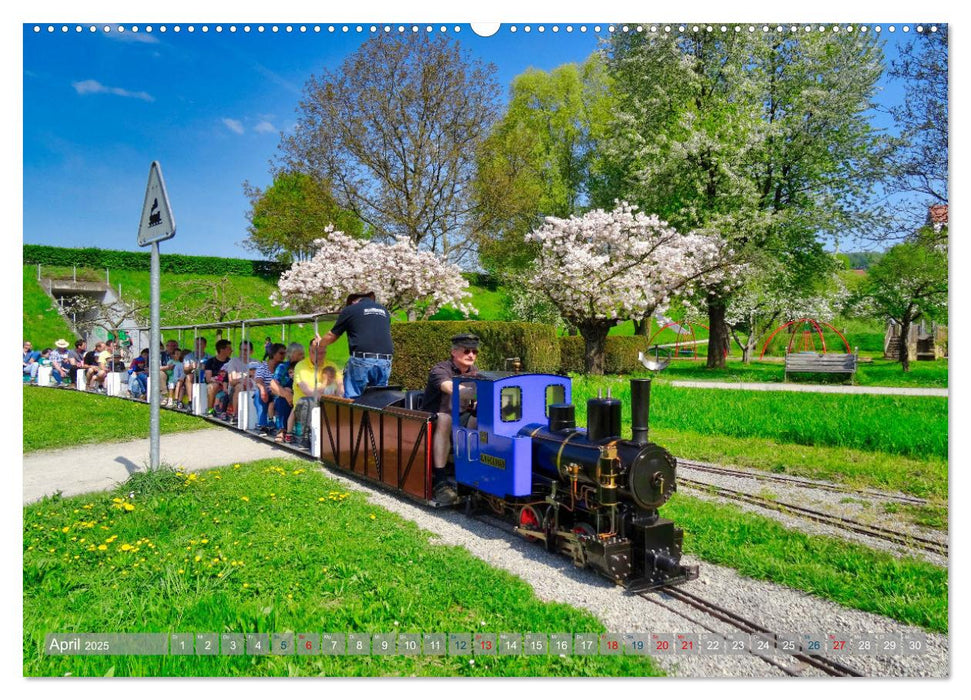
[317,292,394,399]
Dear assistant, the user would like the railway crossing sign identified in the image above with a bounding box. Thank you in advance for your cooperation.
[137,161,176,247]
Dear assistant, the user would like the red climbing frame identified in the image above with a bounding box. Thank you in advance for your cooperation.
[758,318,852,360]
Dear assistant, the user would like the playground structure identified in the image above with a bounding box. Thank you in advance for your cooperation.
[759,318,852,360]
[884,320,947,361]
[647,319,714,360]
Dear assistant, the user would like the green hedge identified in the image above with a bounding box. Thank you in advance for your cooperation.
[390,321,560,391]
[24,245,286,278]
[560,335,651,374]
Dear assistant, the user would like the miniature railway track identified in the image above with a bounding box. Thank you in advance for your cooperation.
[678,459,929,506]
[678,477,948,557]
[647,587,864,677]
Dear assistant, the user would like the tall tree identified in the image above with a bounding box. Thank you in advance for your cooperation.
[474,55,614,275]
[858,232,946,372]
[280,34,500,266]
[885,26,948,239]
[525,203,735,374]
[242,171,366,264]
[602,29,887,368]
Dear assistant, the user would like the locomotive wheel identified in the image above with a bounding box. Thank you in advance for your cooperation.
[572,522,596,538]
[518,505,545,542]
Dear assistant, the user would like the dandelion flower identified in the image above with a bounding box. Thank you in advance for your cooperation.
[241,496,249,502]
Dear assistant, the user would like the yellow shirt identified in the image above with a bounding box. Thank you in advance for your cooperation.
[293,359,342,403]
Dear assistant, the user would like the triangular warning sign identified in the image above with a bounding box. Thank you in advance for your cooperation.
[137,161,176,247]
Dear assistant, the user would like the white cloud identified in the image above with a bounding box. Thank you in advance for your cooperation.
[253,121,276,134]
[222,118,245,135]
[71,79,154,102]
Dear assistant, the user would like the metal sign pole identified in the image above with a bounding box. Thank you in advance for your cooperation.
[150,242,161,470]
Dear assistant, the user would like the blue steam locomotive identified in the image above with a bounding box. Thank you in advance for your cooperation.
[318,371,697,591]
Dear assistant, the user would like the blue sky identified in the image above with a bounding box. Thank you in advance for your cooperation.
[22,22,931,258]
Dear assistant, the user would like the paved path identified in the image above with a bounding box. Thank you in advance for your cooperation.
[23,428,294,504]
[669,380,948,397]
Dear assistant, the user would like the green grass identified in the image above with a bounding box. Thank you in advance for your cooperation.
[571,376,947,461]
[23,459,663,677]
[23,387,206,453]
[661,494,948,633]
[22,267,75,349]
[653,357,948,388]
[652,428,947,502]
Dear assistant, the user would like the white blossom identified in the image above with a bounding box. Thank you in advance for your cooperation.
[272,228,477,319]
[524,202,734,327]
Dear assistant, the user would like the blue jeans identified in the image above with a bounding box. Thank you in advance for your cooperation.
[253,390,271,428]
[343,357,391,399]
[128,373,147,397]
[274,396,292,431]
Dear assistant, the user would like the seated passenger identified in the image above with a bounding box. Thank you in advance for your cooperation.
[183,337,211,404]
[23,341,40,383]
[66,339,89,386]
[422,333,480,503]
[270,342,305,443]
[204,339,233,418]
[128,349,150,398]
[50,339,72,385]
[254,343,286,436]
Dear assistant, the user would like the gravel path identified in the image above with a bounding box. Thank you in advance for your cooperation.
[669,380,947,397]
[312,463,949,678]
[677,460,948,566]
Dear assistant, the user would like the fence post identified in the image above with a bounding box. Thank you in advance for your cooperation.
[37,264,41,281]
[106,268,110,285]
[73,265,77,282]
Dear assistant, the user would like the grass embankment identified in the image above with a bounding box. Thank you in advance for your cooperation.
[659,494,948,633]
[23,459,662,677]
[23,387,206,453]
[22,266,75,349]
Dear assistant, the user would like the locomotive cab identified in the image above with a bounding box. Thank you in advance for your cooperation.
[451,372,571,499]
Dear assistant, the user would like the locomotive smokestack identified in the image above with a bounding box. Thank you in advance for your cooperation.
[631,378,652,444]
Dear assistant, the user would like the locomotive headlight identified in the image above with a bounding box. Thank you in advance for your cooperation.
[627,444,677,509]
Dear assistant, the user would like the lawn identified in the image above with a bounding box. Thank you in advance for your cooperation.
[652,357,948,389]
[661,494,948,633]
[23,387,206,453]
[23,459,663,677]
[571,376,947,461]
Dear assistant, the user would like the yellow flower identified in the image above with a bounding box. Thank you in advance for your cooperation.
[61,526,70,533]
[123,503,135,512]
[194,555,202,562]
[97,544,107,551]
[240,496,249,502]
[178,569,185,574]
[120,544,133,552]
[105,535,118,543]
[370,514,376,520]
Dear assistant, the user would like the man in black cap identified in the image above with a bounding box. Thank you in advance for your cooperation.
[422,333,480,503]
[317,292,394,399]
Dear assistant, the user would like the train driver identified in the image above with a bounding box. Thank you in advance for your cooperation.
[422,333,480,503]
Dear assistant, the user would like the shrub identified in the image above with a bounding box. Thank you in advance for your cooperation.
[24,245,287,278]
[390,321,560,390]
[560,335,651,374]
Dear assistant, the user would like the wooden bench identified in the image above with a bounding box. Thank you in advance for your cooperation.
[784,350,858,383]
